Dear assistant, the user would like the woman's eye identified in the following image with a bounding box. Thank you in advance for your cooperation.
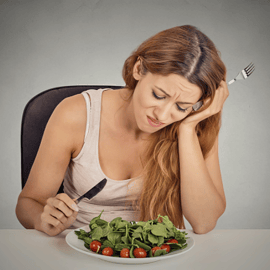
[176,104,187,112]
[152,89,187,113]
[152,90,165,100]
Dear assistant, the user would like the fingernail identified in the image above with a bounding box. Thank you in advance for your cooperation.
[71,203,79,212]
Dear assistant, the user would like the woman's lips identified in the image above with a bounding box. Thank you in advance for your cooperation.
[147,116,164,127]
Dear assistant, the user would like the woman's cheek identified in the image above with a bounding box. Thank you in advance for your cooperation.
[138,93,151,108]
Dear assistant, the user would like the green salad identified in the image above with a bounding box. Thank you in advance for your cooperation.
[75,210,188,258]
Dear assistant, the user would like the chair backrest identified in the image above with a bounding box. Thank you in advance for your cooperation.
[21,85,123,193]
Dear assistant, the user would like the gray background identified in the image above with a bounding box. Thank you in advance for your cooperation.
[0,0,269,230]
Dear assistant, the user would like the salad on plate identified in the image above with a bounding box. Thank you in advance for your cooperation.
[74,210,189,258]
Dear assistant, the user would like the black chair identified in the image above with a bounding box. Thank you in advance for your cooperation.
[21,85,123,193]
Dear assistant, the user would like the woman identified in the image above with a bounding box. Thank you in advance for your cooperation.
[16,25,228,236]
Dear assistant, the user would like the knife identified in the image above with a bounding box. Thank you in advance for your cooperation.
[74,178,107,204]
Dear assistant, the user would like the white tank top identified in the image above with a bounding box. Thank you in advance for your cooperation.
[63,88,143,228]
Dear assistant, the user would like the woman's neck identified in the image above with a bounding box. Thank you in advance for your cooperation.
[114,88,149,141]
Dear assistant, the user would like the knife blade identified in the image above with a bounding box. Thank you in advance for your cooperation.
[74,178,107,204]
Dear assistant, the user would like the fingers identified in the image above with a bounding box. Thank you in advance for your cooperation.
[208,81,229,114]
[47,193,78,216]
[218,80,229,101]
[41,211,66,230]
[40,193,78,236]
[55,193,79,212]
[44,204,68,224]
[64,212,78,229]
[42,205,77,226]
[181,80,229,127]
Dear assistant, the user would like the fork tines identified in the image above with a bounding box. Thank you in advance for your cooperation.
[244,62,255,77]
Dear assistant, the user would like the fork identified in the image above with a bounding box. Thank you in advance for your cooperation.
[228,62,255,85]
[192,62,255,111]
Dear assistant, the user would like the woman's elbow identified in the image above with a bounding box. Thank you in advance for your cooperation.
[193,201,226,234]
[193,221,217,234]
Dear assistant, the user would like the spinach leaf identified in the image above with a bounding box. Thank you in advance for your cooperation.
[114,243,131,251]
[90,226,103,240]
[121,236,129,244]
[74,229,88,237]
[136,221,146,227]
[167,242,187,250]
[89,210,104,230]
[148,233,159,244]
[166,228,175,238]
[132,232,143,240]
[96,219,108,227]
[142,231,149,244]
[134,239,151,251]
[153,249,167,257]
[84,242,90,250]
[101,239,114,249]
[117,220,130,230]
[107,232,122,245]
[144,221,153,232]
[102,223,113,237]
[157,236,164,246]
[160,215,174,229]
[133,227,143,233]
[83,237,92,245]
[151,223,168,237]
[110,217,122,229]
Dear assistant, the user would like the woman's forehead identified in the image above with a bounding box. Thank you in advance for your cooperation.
[149,73,202,100]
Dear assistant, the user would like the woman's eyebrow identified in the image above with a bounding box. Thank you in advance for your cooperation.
[154,85,193,105]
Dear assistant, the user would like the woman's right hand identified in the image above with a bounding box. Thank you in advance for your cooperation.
[36,193,78,236]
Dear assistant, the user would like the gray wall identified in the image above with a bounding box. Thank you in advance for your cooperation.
[1,0,269,229]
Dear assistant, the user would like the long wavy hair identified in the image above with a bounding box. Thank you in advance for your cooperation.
[122,25,227,229]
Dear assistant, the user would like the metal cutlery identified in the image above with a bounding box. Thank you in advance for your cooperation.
[228,62,255,85]
[74,178,107,204]
[192,62,255,111]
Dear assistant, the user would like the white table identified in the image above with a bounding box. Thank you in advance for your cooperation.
[0,229,269,270]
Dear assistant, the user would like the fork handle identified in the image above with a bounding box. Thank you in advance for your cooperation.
[228,79,235,85]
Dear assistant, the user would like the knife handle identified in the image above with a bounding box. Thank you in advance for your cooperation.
[73,197,81,205]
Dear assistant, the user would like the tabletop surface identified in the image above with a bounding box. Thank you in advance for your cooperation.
[0,229,269,270]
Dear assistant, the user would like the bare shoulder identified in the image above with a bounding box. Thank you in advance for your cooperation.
[49,93,88,157]
[54,94,87,125]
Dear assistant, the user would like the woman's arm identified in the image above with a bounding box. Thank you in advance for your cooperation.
[178,126,226,234]
[178,80,229,234]
[16,94,86,235]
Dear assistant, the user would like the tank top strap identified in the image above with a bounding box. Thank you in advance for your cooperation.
[81,88,109,142]
[81,92,91,142]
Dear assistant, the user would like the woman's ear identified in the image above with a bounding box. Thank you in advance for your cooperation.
[133,57,143,81]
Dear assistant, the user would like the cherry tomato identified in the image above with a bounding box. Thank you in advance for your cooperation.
[167,239,178,244]
[102,247,113,256]
[161,244,171,253]
[120,248,130,258]
[133,247,147,258]
[151,246,161,255]
[90,240,102,252]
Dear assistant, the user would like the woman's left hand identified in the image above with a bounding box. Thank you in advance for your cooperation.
[181,80,229,129]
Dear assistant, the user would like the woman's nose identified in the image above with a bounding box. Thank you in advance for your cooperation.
[153,103,171,123]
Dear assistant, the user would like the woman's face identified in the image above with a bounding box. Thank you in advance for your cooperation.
[132,60,202,133]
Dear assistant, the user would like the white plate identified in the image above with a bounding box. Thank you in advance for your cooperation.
[66,225,195,264]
